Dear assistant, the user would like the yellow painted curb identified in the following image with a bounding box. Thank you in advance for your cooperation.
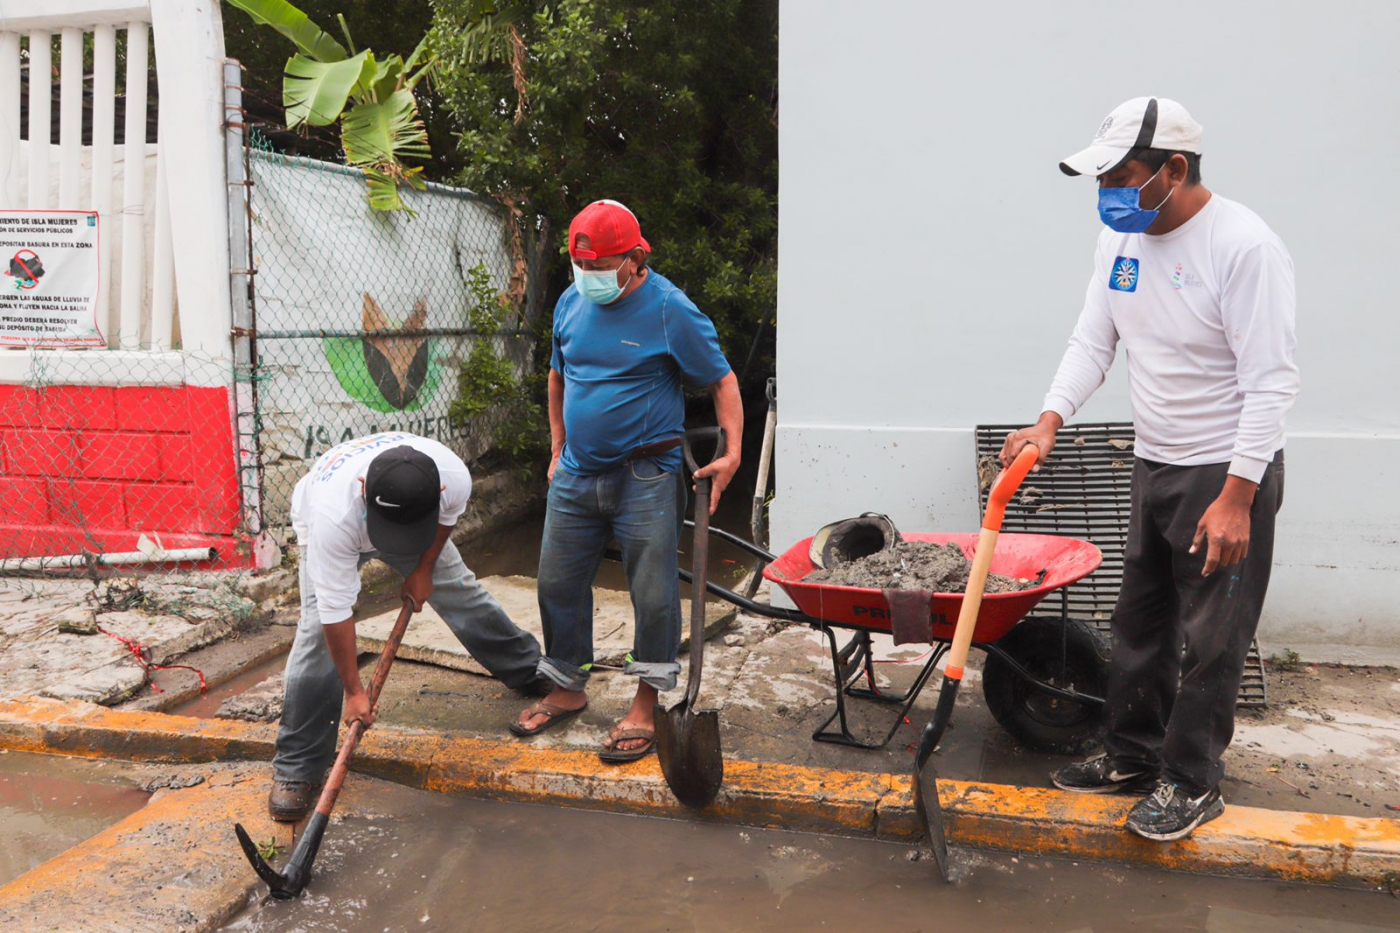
[1,697,1396,889]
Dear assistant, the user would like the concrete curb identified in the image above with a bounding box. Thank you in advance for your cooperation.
[0,766,285,933]
[1,697,1396,890]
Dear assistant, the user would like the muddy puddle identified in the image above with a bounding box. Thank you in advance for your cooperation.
[0,751,150,886]
[223,783,1395,933]
[170,650,291,719]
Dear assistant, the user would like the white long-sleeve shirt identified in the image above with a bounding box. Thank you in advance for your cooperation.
[1043,195,1299,483]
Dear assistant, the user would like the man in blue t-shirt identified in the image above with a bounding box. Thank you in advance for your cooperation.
[511,200,743,763]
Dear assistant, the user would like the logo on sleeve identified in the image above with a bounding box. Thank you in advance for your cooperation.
[1109,256,1140,292]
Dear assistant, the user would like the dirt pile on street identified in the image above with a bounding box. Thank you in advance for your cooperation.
[804,541,1037,594]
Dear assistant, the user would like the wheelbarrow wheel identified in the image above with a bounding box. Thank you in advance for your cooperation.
[982,615,1107,755]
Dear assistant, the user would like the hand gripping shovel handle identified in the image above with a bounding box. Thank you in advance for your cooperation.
[913,444,1038,880]
[236,596,416,899]
[681,427,726,706]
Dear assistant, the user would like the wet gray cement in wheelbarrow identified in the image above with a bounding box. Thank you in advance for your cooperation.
[221,780,1396,933]
[805,539,1036,593]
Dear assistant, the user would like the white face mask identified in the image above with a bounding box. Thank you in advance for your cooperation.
[572,261,633,305]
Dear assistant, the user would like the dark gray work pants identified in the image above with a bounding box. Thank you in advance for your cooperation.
[1103,453,1284,794]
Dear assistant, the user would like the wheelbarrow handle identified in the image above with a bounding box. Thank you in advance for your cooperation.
[683,427,728,475]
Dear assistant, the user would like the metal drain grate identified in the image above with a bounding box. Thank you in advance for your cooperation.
[974,423,1267,708]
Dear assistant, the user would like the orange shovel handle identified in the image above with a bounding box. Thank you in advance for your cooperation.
[944,444,1040,680]
[982,444,1039,532]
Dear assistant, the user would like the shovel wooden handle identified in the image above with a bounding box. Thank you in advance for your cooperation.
[683,428,726,708]
[944,445,1038,680]
[313,596,415,818]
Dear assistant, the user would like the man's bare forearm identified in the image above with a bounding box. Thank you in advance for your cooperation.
[710,372,743,461]
[548,368,566,456]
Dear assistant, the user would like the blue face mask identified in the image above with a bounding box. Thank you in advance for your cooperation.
[572,262,633,305]
[1097,165,1174,233]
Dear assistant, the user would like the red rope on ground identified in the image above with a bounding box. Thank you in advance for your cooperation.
[99,628,207,695]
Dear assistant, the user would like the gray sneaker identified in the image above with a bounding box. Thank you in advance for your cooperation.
[1125,781,1225,842]
[1051,752,1159,794]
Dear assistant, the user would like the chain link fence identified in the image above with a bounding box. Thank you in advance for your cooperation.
[0,117,543,706]
[242,132,544,531]
[0,346,268,705]
[0,348,249,567]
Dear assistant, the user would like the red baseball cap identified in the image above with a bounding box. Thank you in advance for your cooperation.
[568,200,651,260]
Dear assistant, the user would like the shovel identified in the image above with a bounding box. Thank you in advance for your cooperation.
[655,426,727,809]
[743,378,777,599]
[912,444,1039,881]
[235,595,415,899]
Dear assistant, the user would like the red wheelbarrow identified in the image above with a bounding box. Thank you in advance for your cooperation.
[672,526,1107,755]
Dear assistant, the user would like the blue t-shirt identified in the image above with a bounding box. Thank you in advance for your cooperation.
[551,270,731,475]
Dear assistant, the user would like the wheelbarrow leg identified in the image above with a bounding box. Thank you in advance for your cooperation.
[813,623,948,751]
[812,623,865,747]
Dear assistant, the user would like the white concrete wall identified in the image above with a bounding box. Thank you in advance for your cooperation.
[776,0,1400,662]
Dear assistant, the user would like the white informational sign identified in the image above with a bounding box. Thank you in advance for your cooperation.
[0,210,103,347]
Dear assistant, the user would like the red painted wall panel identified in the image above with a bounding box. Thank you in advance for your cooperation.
[0,384,247,566]
[115,387,188,432]
[50,479,127,530]
[82,432,164,482]
[5,430,81,477]
[0,386,39,428]
[125,481,197,532]
[40,386,118,431]
[2,478,49,525]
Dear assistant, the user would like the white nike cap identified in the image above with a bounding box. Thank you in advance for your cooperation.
[1060,97,1204,177]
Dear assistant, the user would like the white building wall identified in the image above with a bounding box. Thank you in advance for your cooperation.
[775,0,1400,662]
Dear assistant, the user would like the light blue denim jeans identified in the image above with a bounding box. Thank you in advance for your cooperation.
[272,544,541,783]
[535,457,685,692]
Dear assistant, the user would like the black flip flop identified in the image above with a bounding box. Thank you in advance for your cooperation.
[598,727,656,764]
[508,700,587,737]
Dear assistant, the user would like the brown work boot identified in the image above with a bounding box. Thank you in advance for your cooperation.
[267,780,318,822]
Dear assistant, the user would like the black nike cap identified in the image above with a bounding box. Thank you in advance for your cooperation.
[364,446,441,554]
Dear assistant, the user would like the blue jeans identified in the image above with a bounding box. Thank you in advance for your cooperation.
[273,544,541,783]
[536,458,685,692]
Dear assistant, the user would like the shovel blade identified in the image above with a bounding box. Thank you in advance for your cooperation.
[655,702,724,809]
[912,760,950,882]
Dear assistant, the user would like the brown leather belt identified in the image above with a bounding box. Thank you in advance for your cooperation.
[628,437,682,460]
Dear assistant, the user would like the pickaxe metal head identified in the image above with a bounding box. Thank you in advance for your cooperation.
[234,813,328,900]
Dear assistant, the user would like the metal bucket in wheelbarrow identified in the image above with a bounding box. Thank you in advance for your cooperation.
[763,532,1102,643]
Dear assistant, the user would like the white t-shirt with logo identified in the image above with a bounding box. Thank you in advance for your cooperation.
[1043,195,1299,482]
[290,433,472,624]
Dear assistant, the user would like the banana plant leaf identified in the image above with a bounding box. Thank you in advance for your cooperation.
[342,88,431,168]
[284,50,373,128]
[226,0,347,61]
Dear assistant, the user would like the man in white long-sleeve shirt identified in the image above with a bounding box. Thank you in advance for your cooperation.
[1001,97,1298,842]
